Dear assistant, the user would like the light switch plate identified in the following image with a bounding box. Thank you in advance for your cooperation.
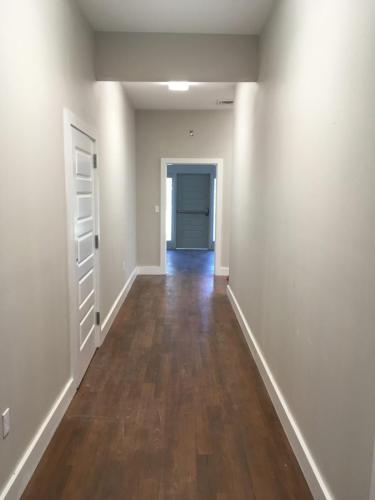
[155,205,160,213]
[2,408,10,438]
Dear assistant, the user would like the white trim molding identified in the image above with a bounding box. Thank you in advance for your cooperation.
[137,266,164,275]
[100,267,138,344]
[160,158,225,276]
[227,285,334,500]
[0,379,75,500]
[216,266,229,276]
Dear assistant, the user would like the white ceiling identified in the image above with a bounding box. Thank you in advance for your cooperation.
[78,0,273,35]
[122,82,235,110]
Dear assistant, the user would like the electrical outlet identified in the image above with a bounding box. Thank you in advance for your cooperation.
[2,408,10,438]
[122,260,126,271]
[155,205,160,213]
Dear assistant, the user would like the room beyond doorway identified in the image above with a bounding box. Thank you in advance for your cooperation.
[167,164,216,250]
[166,163,216,276]
[160,158,225,276]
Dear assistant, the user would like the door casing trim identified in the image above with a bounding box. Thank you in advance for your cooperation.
[63,109,100,388]
[160,158,225,275]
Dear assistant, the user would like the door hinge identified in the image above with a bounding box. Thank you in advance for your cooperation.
[96,312,101,325]
[93,154,97,169]
[95,234,99,249]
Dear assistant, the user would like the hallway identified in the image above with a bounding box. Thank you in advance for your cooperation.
[22,253,311,499]
[3,1,375,498]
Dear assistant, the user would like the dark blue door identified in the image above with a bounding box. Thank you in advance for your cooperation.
[176,174,210,249]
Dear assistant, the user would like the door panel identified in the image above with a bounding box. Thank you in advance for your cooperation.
[176,174,210,249]
[80,306,95,346]
[77,233,93,263]
[79,291,95,321]
[77,255,94,282]
[76,217,94,237]
[77,196,92,219]
[79,269,94,304]
[72,127,97,385]
[76,177,92,194]
[75,150,92,176]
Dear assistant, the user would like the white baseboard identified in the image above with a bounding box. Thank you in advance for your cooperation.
[100,267,138,344]
[0,379,75,500]
[137,266,164,275]
[226,285,334,500]
[215,266,229,276]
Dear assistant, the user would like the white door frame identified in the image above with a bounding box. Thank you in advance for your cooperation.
[160,158,226,275]
[63,109,101,387]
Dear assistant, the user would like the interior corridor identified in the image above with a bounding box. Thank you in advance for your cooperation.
[2,1,375,499]
[21,262,311,499]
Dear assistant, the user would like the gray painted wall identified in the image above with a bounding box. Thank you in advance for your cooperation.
[135,110,233,268]
[96,82,137,320]
[229,1,375,499]
[0,0,95,490]
[0,1,136,493]
[95,32,259,82]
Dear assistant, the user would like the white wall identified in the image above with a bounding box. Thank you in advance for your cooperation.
[229,1,375,499]
[135,110,233,268]
[0,1,136,495]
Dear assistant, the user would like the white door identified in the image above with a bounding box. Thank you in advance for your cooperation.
[71,126,98,385]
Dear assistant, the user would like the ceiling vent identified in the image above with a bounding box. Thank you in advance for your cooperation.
[216,99,234,105]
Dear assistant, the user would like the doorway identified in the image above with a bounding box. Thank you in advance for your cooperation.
[160,158,225,276]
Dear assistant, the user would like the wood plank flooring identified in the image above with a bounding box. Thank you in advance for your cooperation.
[22,251,312,499]
[167,249,214,275]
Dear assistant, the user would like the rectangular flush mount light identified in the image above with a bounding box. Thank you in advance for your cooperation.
[168,81,190,91]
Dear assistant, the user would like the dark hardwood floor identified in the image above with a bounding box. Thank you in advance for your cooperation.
[22,251,312,500]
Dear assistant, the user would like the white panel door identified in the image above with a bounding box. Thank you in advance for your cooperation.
[71,127,98,385]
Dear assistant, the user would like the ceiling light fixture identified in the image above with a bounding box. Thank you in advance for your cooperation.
[167,81,190,91]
